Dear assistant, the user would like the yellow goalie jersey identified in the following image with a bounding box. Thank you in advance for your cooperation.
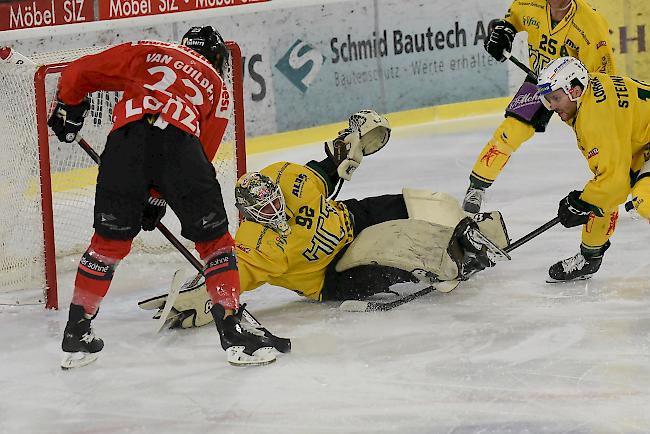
[234,162,354,300]
[573,74,650,212]
[505,0,616,75]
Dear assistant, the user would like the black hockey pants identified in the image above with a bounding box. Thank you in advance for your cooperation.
[320,194,417,301]
[93,119,229,242]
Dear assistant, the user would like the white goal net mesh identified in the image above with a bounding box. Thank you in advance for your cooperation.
[0,43,245,306]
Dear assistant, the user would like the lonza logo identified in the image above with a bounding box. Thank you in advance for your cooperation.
[275,39,325,93]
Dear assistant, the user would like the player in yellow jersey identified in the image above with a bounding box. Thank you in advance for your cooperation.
[535,56,650,281]
[462,0,617,280]
[140,110,511,328]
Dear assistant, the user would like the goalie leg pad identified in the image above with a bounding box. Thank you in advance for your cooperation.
[335,219,460,281]
[472,211,510,249]
[402,189,465,228]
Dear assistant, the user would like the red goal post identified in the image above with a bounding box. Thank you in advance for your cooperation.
[0,42,247,309]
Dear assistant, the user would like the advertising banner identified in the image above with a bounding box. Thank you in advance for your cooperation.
[266,0,507,132]
[0,0,94,31]
[590,0,648,78]
[98,0,270,21]
[4,0,511,137]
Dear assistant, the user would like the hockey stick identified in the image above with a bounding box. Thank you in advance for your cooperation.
[341,216,560,312]
[340,281,459,312]
[504,216,560,253]
[502,51,538,80]
[74,136,291,352]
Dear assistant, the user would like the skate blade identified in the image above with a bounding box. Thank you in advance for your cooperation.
[61,352,99,370]
[226,346,276,366]
[546,274,593,284]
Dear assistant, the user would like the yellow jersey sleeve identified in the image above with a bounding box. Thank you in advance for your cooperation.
[505,0,616,75]
[574,75,650,211]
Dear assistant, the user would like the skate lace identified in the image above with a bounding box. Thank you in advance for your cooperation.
[234,306,265,337]
[464,188,484,206]
[561,253,586,273]
[236,319,264,337]
[80,329,96,344]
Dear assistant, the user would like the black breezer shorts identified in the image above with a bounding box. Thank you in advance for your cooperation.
[94,119,229,242]
[320,194,413,301]
[342,194,408,236]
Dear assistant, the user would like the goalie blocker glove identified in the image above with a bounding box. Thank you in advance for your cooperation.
[484,19,516,62]
[325,129,362,181]
[47,97,90,143]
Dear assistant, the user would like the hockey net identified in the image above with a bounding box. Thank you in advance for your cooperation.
[0,42,246,309]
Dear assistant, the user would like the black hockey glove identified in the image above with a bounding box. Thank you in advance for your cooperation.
[557,190,601,228]
[142,196,167,231]
[484,19,517,62]
[47,98,90,143]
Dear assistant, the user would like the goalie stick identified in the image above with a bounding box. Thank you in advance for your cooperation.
[340,281,459,312]
[155,269,188,333]
[73,136,291,353]
[340,216,561,312]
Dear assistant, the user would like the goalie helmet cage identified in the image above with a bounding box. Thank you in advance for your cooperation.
[0,42,247,309]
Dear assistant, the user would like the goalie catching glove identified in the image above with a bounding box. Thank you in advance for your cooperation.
[325,109,391,180]
[47,97,90,143]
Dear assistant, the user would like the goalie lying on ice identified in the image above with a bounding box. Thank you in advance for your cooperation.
[139,110,510,328]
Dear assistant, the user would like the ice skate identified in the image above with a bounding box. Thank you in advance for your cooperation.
[61,304,104,370]
[462,185,485,214]
[212,304,276,366]
[547,242,609,283]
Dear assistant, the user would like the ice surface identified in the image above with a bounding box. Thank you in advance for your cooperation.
[2,114,649,433]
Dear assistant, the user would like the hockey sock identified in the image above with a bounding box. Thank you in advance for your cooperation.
[72,233,132,316]
[196,232,240,310]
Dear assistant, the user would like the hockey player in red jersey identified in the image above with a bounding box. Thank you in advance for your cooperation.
[48,26,280,368]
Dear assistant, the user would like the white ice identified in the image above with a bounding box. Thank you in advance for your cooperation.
[2,114,650,433]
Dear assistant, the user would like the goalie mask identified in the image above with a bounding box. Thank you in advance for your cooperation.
[181,26,228,74]
[537,56,589,110]
[235,172,290,234]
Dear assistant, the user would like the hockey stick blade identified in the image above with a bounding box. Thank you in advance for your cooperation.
[340,281,459,312]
